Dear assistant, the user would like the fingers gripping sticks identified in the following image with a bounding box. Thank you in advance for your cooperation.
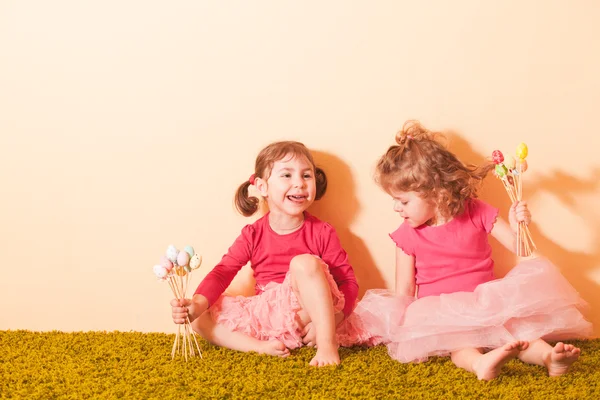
[153,244,203,360]
[492,144,536,256]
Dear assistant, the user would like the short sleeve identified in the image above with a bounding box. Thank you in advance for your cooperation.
[389,222,415,256]
[468,198,499,233]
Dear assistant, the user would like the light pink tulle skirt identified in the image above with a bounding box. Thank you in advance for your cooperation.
[354,257,594,363]
[209,259,369,349]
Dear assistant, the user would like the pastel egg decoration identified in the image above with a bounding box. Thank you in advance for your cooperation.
[516,143,528,160]
[166,245,179,263]
[492,150,504,164]
[183,245,195,258]
[519,159,528,172]
[491,148,516,200]
[494,164,508,177]
[505,156,516,170]
[190,253,202,270]
[177,250,190,267]
[160,255,174,272]
[153,264,168,280]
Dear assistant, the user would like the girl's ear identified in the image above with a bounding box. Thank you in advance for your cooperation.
[255,177,268,197]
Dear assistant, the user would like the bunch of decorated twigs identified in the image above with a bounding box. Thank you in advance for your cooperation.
[153,244,203,360]
[492,143,537,257]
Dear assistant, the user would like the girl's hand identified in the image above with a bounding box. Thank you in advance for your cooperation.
[509,201,531,232]
[295,309,315,346]
[170,298,192,324]
[297,310,345,347]
[301,322,317,347]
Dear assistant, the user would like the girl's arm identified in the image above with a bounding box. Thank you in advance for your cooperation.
[490,201,531,254]
[490,217,516,252]
[319,224,359,319]
[194,226,254,307]
[395,247,416,297]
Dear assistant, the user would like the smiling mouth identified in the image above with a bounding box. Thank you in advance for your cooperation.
[287,195,306,202]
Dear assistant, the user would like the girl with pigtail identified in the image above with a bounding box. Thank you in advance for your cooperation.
[171,141,365,366]
[355,121,593,380]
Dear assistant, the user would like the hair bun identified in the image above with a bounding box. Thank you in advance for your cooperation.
[395,120,428,145]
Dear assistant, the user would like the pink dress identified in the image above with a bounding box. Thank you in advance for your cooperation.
[355,199,594,362]
[194,212,369,349]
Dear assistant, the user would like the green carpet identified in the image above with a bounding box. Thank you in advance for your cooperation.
[1,331,599,399]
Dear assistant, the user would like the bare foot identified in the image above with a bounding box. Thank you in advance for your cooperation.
[544,342,580,377]
[309,341,340,367]
[473,341,529,381]
[257,340,290,357]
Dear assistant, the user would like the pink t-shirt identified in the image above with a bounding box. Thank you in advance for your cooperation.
[390,198,499,298]
[195,212,359,317]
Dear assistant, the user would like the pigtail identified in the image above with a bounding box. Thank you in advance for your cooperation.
[442,160,496,218]
[234,181,260,217]
[315,167,327,200]
[459,161,496,200]
[470,161,496,182]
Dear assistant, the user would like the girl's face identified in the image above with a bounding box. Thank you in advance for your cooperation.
[390,190,439,228]
[257,154,316,218]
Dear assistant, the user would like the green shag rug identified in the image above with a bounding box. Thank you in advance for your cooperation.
[1,331,599,399]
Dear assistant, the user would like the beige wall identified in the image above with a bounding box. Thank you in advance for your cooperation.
[1,1,599,335]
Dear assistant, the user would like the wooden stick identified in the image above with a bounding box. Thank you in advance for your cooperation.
[186,323,195,357]
[189,323,203,358]
[183,323,188,361]
[171,329,178,359]
[173,269,200,359]
[518,164,523,200]
[166,277,180,358]
[164,267,201,359]
[168,274,183,359]
[176,325,181,356]
[169,275,182,299]
[517,229,520,256]
[180,270,192,360]
[185,323,193,357]
[185,273,190,302]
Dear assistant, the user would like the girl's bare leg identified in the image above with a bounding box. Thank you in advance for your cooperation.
[191,311,290,357]
[451,341,529,381]
[289,254,339,366]
[518,339,581,376]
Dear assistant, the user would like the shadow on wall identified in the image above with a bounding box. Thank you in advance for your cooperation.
[309,150,385,298]
[449,132,600,335]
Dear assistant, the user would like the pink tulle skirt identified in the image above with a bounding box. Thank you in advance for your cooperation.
[354,257,594,363]
[209,258,368,349]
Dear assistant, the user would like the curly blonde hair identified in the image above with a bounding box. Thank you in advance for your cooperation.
[375,120,494,219]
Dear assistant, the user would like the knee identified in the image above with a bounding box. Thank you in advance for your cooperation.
[289,254,322,277]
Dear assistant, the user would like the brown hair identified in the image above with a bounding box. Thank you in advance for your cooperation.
[234,141,327,216]
[375,120,494,219]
